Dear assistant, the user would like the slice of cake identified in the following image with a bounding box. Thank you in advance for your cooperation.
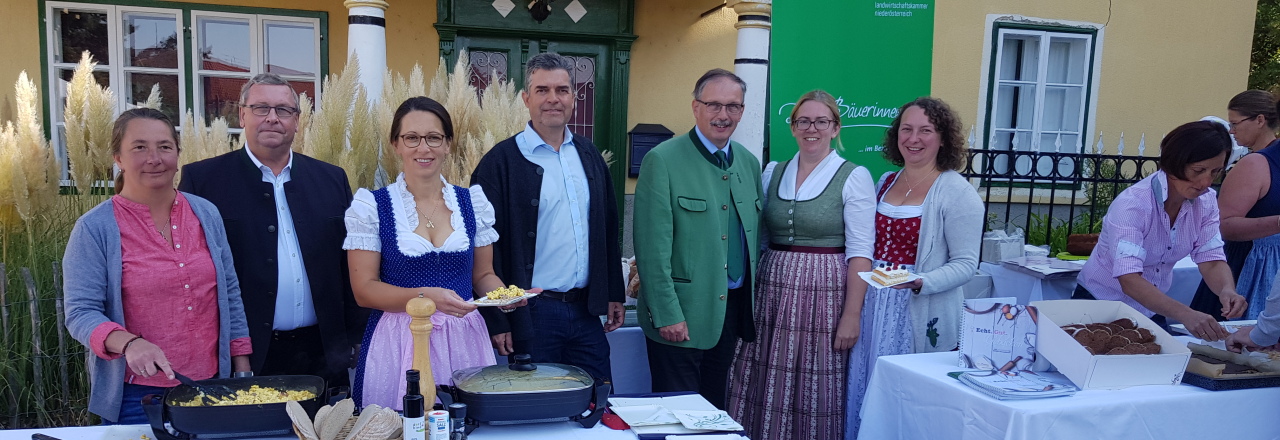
[871,263,910,286]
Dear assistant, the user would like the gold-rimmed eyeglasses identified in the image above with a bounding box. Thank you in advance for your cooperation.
[240,104,300,118]
[399,133,447,149]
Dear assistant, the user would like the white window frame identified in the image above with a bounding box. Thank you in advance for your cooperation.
[43,1,322,181]
[45,2,187,179]
[190,10,321,134]
[974,15,1104,182]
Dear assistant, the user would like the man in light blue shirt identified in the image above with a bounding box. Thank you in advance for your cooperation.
[471,53,625,381]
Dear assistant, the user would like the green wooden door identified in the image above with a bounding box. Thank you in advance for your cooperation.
[436,0,635,221]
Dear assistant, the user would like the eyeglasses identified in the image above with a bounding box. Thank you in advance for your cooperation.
[696,100,745,115]
[792,118,835,130]
[241,104,300,118]
[1229,114,1258,129]
[399,133,447,149]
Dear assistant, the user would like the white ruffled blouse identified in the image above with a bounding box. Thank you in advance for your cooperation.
[343,173,499,256]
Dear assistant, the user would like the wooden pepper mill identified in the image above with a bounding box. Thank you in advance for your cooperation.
[407,293,437,397]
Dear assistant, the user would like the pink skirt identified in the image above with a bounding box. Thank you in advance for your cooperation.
[358,310,495,410]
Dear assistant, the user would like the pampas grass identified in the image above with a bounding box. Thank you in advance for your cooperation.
[0,70,97,427]
[63,53,115,196]
[10,73,61,223]
[176,109,235,183]
[139,83,162,110]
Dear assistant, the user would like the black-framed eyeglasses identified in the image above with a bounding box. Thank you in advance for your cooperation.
[1229,114,1258,129]
[399,133,447,149]
[792,118,835,130]
[241,104,300,118]
[697,100,745,115]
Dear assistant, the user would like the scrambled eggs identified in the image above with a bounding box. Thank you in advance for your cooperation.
[479,285,525,302]
[174,384,315,407]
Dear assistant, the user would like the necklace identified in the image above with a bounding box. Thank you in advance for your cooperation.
[156,218,172,243]
[901,170,938,198]
[416,198,440,229]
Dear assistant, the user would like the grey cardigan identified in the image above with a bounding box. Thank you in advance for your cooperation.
[63,193,249,422]
[878,170,984,352]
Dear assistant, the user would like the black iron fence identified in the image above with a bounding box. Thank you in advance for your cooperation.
[960,148,1162,254]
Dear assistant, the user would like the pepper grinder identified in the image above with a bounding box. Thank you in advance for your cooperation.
[447,402,468,440]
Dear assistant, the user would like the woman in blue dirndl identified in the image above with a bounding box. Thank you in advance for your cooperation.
[344,97,523,409]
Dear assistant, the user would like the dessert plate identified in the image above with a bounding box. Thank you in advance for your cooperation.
[468,291,539,307]
[856,271,922,289]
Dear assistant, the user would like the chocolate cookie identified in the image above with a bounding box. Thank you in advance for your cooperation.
[1141,342,1161,354]
[1107,335,1133,350]
[1119,329,1142,341]
[1135,328,1155,343]
[1073,331,1093,346]
[1102,323,1125,335]
[1106,346,1134,355]
[1110,318,1137,330]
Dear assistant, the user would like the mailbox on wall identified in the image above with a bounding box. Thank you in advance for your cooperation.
[628,123,674,177]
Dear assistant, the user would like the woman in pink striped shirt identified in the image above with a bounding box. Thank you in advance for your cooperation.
[1074,121,1247,341]
[64,108,252,424]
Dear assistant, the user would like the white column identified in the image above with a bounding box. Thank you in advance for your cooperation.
[344,0,389,101]
[728,0,772,162]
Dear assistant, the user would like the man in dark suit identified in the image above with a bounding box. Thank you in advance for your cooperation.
[471,52,624,381]
[178,73,366,387]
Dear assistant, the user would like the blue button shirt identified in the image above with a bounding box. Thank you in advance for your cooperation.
[695,127,745,289]
[244,147,317,330]
[516,123,591,292]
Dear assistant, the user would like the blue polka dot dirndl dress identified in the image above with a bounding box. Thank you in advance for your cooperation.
[352,186,495,410]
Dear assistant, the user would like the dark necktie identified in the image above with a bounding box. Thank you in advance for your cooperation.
[715,150,744,281]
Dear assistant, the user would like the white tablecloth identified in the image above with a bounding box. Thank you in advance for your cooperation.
[980,256,1201,325]
[0,422,637,440]
[858,352,1280,440]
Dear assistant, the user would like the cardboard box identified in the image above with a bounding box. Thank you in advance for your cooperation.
[981,235,1024,263]
[1029,300,1191,389]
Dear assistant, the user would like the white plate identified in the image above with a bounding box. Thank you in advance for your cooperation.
[856,271,922,289]
[611,404,680,426]
[671,409,744,431]
[1171,320,1256,336]
[468,291,539,307]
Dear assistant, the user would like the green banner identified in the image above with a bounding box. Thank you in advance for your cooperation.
[769,1,935,179]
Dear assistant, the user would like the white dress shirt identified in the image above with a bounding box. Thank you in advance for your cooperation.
[244,147,317,331]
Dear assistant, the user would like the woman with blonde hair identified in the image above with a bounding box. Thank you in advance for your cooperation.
[727,89,875,440]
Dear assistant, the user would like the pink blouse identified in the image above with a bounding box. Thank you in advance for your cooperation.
[89,193,250,386]
[1077,171,1226,317]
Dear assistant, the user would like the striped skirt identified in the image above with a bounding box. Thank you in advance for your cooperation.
[727,248,849,440]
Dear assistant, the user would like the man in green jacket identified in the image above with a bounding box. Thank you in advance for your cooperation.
[634,69,762,409]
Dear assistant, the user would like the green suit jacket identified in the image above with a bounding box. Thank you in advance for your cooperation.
[634,129,763,349]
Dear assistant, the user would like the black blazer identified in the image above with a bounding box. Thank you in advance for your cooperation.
[178,148,367,382]
[470,134,624,341]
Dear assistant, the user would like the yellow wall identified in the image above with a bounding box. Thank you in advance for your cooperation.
[625,0,738,192]
[3,0,1256,172]
[0,0,438,123]
[0,1,43,124]
[933,0,1257,153]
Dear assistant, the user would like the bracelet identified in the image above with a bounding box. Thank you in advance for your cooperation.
[121,336,144,356]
